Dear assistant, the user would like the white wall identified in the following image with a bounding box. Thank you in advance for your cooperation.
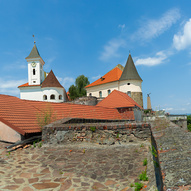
[20,86,42,101]
[0,121,22,142]
[42,87,64,102]
[86,80,142,98]
[19,86,65,102]
[86,81,119,98]
[27,58,45,86]
[119,80,142,92]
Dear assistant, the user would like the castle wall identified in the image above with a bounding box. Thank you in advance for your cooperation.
[131,92,143,108]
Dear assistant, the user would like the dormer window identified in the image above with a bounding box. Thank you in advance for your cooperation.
[33,69,36,75]
[100,77,105,81]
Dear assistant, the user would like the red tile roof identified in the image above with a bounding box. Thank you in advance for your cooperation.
[18,83,41,88]
[0,94,134,135]
[97,90,143,109]
[86,67,123,88]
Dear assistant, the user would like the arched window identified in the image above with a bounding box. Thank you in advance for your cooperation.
[89,93,92,96]
[43,95,47,100]
[33,69,36,75]
[50,94,55,100]
[127,91,131,97]
[108,89,111,95]
[59,95,62,100]
[99,91,102,98]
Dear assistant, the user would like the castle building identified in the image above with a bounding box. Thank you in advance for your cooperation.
[18,43,67,102]
[85,54,143,107]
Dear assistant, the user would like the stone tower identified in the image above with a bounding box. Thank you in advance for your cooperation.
[119,54,143,107]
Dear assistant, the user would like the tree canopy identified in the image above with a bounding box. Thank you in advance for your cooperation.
[69,75,90,100]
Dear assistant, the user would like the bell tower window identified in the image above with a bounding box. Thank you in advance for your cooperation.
[33,69,36,75]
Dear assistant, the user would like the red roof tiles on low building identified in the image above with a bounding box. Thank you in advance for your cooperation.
[0,94,135,135]
[97,90,143,109]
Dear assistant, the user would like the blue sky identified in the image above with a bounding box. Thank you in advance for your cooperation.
[1,1,191,114]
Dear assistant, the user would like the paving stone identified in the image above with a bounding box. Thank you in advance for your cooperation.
[0,141,154,191]
[2,185,20,190]
[22,187,34,191]
[20,172,32,178]
[32,182,60,189]
[13,178,25,184]
[28,178,39,184]
[60,179,72,190]
[105,179,117,186]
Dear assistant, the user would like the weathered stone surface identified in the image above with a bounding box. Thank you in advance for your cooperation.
[0,140,155,191]
[32,182,60,189]
[22,187,34,191]
[13,178,25,184]
[151,121,191,190]
[2,185,20,190]
[60,179,72,190]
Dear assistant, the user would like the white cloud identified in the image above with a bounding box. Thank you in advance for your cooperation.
[99,38,126,61]
[58,77,75,91]
[135,51,167,66]
[118,24,125,30]
[0,78,27,96]
[3,59,27,70]
[165,108,174,111]
[133,8,180,41]
[91,75,101,80]
[173,19,191,50]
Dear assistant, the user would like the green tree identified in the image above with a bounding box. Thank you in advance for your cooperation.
[69,75,90,100]
[187,115,191,131]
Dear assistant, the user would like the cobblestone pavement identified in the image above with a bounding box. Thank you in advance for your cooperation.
[152,122,191,191]
[0,141,155,191]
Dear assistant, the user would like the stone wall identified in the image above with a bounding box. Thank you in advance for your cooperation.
[71,96,97,106]
[42,122,151,145]
[131,92,143,108]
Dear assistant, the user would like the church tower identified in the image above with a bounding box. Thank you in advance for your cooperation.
[26,43,45,86]
[119,53,143,107]
[18,41,67,103]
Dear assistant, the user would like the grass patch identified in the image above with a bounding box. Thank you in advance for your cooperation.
[139,170,148,181]
[143,158,147,166]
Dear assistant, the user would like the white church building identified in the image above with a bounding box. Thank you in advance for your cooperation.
[85,54,143,107]
[18,43,67,102]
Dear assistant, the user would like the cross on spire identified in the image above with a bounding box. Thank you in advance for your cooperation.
[32,34,36,44]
